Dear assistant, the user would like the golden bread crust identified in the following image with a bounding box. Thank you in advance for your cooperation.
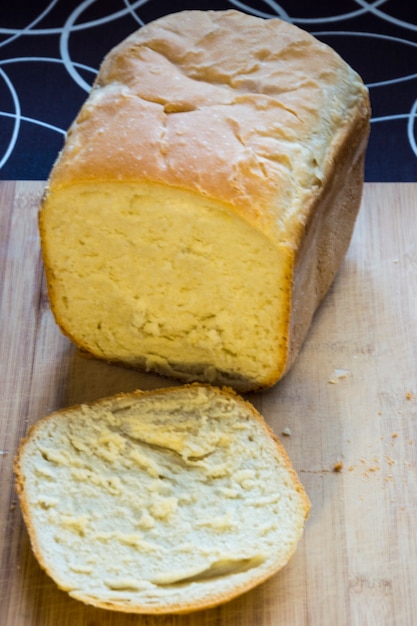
[46,9,369,242]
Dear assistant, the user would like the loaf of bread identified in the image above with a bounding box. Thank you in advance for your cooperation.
[39,9,370,391]
[15,384,310,614]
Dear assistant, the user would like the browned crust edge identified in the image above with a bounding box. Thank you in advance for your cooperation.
[284,94,371,376]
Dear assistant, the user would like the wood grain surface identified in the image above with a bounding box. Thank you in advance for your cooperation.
[1,181,416,626]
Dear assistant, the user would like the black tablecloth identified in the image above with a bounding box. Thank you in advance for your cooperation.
[1,0,417,181]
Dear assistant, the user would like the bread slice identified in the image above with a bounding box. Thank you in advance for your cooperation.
[39,9,370,391]
[14,384,310,614]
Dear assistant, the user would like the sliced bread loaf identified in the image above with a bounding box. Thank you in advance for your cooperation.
[15,384,310,614]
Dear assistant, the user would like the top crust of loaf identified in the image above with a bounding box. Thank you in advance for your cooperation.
[15,384,310,614]
[46,9,370,244]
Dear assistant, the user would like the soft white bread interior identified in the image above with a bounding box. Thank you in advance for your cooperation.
[39,9,370,391]
[14,384,310,614]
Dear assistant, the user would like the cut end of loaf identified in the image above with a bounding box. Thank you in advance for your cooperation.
[15,384,310,614]
[40,181,294,391]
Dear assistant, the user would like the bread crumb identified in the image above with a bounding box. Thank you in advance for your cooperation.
[281,427,291,437]
[391,432,398,439]
[328,369,351,384]
[333,461,343,472]
[406,391,413,400]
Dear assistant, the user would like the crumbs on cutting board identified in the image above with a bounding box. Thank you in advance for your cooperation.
[344,431,415,483]
[299,430,414,480]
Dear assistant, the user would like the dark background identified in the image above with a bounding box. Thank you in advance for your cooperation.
[1,0,416,181]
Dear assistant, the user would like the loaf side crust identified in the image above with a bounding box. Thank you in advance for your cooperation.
[285,97,370,372]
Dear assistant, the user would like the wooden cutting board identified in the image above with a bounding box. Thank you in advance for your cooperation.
[1,181,416,626]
